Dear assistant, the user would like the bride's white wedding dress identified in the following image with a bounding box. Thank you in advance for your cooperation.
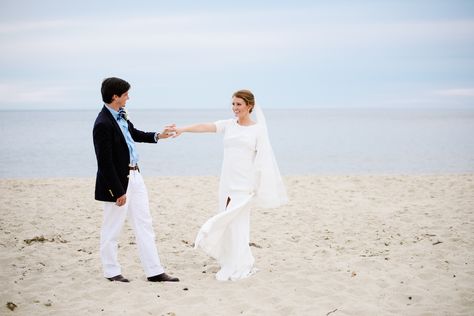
[194,105,287,281]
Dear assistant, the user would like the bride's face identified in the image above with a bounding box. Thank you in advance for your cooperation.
[232,97,251,119]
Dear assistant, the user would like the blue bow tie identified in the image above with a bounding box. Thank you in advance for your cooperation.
[117,107,127,121]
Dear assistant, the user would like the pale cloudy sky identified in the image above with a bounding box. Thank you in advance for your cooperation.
[0,0,473,110]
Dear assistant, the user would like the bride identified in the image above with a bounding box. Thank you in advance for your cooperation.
[174,90,288,281]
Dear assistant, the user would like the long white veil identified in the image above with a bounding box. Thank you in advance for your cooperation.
[253,103,288,209]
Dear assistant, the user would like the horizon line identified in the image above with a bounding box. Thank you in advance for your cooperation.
[1,105,474,112]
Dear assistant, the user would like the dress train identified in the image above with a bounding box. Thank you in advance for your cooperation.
[194,192,257,281]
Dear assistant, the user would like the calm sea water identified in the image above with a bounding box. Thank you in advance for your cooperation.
[1,108,473,178]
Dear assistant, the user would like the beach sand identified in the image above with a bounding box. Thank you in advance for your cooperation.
[0,175,473,315]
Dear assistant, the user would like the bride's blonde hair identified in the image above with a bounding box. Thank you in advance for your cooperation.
[232,90,255,113]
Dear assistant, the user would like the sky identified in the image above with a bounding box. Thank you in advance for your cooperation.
[0,0,473,110]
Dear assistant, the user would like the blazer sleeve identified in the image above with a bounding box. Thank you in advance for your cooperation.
[93,121,126,197]
[127,121,157,143]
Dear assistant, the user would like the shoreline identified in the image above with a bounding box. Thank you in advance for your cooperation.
[1,171,474,180]
[1,174,473,315]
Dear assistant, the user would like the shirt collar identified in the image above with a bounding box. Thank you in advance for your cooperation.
[105,104,120,119]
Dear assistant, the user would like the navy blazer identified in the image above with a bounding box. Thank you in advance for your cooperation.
[93,106,157,202]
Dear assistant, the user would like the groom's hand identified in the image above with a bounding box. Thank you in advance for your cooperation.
[116,194,126,206]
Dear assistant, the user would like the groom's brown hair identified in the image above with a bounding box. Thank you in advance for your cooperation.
[101,77,131,103]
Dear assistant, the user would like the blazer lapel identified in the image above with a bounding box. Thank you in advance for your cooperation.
[101,106,127,145]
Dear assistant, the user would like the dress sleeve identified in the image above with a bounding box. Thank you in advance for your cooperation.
[214,119,232,134]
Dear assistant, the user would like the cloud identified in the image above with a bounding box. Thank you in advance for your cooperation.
[434,88,474,97]
[378,87,474,109]
[0,13,295,70]
[1,6,473,109]
[0,19,70,33]
[0,82,82,104]
[1,11,473,67]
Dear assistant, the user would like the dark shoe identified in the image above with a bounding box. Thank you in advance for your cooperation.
[107,274,130,282]
[147,273,179,282]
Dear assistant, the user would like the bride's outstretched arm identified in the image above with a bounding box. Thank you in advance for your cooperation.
[174,123,216,137]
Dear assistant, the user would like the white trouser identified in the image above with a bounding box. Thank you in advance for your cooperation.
[100,170,165,278]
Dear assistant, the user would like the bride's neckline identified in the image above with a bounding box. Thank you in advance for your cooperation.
[235,119,257,127]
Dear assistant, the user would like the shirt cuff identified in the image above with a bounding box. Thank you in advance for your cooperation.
[154,132,160,142]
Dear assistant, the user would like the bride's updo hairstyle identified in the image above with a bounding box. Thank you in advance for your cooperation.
[232,90,255,113]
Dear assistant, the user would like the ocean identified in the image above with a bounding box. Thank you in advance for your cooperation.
[1,108,473,178]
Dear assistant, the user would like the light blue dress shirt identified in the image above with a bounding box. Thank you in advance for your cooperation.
[105,105,139,166]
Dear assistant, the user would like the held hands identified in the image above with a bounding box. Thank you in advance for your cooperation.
[158,124,184,139]
[172,127,183,138]
[158,124,177,139]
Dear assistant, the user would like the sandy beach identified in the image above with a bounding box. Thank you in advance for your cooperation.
[0,174,473,315]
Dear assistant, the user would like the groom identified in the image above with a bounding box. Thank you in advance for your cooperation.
[93,77,178,282]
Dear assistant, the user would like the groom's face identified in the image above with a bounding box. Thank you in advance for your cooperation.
[114,91,130,107]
